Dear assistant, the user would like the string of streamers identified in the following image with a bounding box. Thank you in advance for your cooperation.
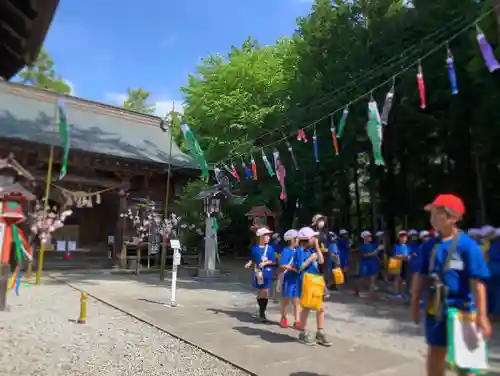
[241,157,253,180]
[312,125,319,163]
[330,117,339,155]
[273,149,287,201]
[230,162,240,182]
[211,5,500,173]
[8,225,32,295]
[367,96,385,166]
[476,24,500,72]
[336,106,349,138]
[261,150,275,177]
[416,61,426,109]
[51,183,122,208]
[381,80,395,125]
[181,124,209,181]
[297,129,308,143]
[221,13,473,157]
[286,140,299,170]
[250,155,258,180]
[446,45,459,95]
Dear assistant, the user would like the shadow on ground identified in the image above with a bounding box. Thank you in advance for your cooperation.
[44,260,500,370]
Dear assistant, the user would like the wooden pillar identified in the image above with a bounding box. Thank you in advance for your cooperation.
[114,188,127,263]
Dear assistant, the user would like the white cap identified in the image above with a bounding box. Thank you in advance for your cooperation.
[467,228,479,236]
[375,231,384,237]
[298,227,319,239]
[495,228,500,237]
[256,227,273,237]
[339,229,348,235]
[481,225,495,236]
[311,214,326,225]
[408,229,418,236]
[419,230,430,238]
[284,229,298,240]
[360,230,372,238]
[398,230,408,236]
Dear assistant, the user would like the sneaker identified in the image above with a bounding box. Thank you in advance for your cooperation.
[316,331,332,347]
[298,331,316,346]
[293,321,301,330]
[259,315,268,323]
[280,318,289,328]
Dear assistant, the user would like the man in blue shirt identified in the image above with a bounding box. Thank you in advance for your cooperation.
[411,194,491,376]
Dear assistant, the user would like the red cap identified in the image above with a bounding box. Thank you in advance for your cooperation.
[424,194,465,217]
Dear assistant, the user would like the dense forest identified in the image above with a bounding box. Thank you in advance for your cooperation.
[176,0,500,249]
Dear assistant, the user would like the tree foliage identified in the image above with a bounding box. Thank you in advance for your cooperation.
[122,88,156,115]
[179,0,500,249]
[18,49,72,94]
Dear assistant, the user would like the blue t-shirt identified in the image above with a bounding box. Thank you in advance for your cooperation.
[250,244,276,272]
[393,244,409,258]
[280,247,300,283]
[294,247,320,275]
[418,233,489,311]
[360,243,377,267]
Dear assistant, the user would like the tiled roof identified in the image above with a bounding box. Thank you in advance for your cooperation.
[0,81,199,169]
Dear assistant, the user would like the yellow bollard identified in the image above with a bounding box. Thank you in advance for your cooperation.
[77,292,88,324]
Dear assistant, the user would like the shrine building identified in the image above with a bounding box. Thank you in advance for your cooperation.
[0,80,200,254]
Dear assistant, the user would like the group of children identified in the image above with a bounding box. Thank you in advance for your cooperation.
[245,225,333,346]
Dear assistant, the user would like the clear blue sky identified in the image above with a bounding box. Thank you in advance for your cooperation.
[43,0,312,116]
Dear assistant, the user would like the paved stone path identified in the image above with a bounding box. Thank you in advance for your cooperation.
[47,270,452,376]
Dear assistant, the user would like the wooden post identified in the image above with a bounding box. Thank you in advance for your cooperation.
[114,188,127,267]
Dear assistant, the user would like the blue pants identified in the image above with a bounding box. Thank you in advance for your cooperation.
[282,277,299,299]
[425,314,447,347]
[252,269,273,290]
[488,275,500,314]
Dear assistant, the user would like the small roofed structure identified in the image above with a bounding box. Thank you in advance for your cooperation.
[245,206,276,232]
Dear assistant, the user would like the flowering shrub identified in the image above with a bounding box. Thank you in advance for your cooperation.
[29,200,73,245]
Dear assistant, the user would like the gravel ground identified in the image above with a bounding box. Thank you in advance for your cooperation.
[0,282,250,376]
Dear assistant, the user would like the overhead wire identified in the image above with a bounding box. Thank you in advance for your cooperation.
[220,13,471,158]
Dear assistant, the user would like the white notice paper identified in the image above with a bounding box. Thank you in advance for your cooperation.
[56,240,67,252]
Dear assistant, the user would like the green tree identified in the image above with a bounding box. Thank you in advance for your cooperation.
[18,49,71,94]
[122,88,156,115]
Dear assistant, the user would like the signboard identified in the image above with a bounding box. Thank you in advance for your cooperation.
[56,240,67,252]
[170,239,181,249]
[67,241,77,251]
[173,249,181,266]
[107,235,114,245]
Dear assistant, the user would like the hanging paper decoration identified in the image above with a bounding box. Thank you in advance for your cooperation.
[297,128,308,143]
[416,62,426,109]
[230,162,241,182]
[241,158,253,180]
[330,116,339,155]
[273,149,287,200]
[476,25,500,72]
[367,98,385,166]
[250,155,258,181]
[446,46,459,95]
[57,100,70,180]
[337,106,349,138]
[181,124,209,181]
[261,149,275,177]
[285,140,299,170]
[381,83,395,125]
[312,126,319,163]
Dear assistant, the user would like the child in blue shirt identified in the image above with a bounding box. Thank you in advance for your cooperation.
[279,229,300,329]
[411,194,490,376]
[337,229,350,276]
[294,227,332,347]
[244,227,276,322]
[356,230,378,297]
[328,232,340,288]
[392,230,410,297]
